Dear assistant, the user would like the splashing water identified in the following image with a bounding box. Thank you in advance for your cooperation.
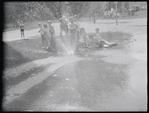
[55,34,77,55]
[56,29,78,55]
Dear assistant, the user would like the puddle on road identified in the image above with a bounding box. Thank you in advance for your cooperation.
[26,59,130,111]
[53,60,129,110]
[42,55,146,111]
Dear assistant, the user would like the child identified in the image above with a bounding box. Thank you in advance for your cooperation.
[42,24,51,49]
[19,21,25,39]
[68,17,78,49]
[94,28,117,48]
[38,22,42,33]
[79,28,90,48]
[59,18,68,36]
[73,15,80,29]
[38,22,45,49]
[64,14,70,24]
[47,20,56,51]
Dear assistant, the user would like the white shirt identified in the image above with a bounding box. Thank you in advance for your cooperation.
[39,27,44,34]
[95,32,102,40]
[68,23,77,30]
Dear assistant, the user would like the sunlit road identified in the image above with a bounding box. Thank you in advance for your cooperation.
[3,18,147,42]
[3,18,147,111]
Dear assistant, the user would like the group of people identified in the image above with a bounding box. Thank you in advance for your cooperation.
[59,14,80,52]
[103,8,121,19]
[79,27,117,48]
[37,13,117,53]
[59,13,117,52]
[37,14,81,53]
[19,20,56,52]
[38,20,56,52]
[19,13,117,54]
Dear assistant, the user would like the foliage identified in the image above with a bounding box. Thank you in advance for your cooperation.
[4,2,55,24]
[4,2,138,27]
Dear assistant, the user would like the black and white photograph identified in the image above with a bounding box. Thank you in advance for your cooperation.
[2,1,147,111]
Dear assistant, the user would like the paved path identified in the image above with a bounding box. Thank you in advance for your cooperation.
[3,18,147,42]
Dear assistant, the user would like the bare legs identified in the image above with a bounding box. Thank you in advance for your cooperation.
[98,40,117,48]
[21,30,25,39]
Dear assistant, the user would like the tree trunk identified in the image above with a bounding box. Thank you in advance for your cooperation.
[93,10,96,23]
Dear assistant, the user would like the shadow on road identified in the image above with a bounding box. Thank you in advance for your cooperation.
[3,42,32,69]
[3,40,59,111]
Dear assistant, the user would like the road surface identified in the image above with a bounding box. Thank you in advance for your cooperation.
[3,18,147,111]
[3,18,147,42]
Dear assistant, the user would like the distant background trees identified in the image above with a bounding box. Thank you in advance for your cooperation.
[4,2,147,28]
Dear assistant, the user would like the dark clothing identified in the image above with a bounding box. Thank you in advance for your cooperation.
[49,25,56,50]
[20,23,25,39]
[20,25,24,31]
[21,29,24,32]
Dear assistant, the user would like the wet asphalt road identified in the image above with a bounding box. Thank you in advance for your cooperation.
[3,18,147,111]
[3,38,147,111]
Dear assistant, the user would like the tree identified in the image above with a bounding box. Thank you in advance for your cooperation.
[4,2,55,24]
[44,2,63,19]
[69,2,84,16]
[77,2,89,18]
[87,2,107,23]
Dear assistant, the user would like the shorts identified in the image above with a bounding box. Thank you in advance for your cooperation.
[21,29,24,32]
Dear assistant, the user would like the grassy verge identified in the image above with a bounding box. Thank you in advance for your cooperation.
[3,38,54,69]
[3,31,133,70]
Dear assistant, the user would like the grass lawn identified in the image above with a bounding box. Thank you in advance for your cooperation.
[3,38,55,69]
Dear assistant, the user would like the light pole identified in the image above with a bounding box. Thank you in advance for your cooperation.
[115,2,118,25]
